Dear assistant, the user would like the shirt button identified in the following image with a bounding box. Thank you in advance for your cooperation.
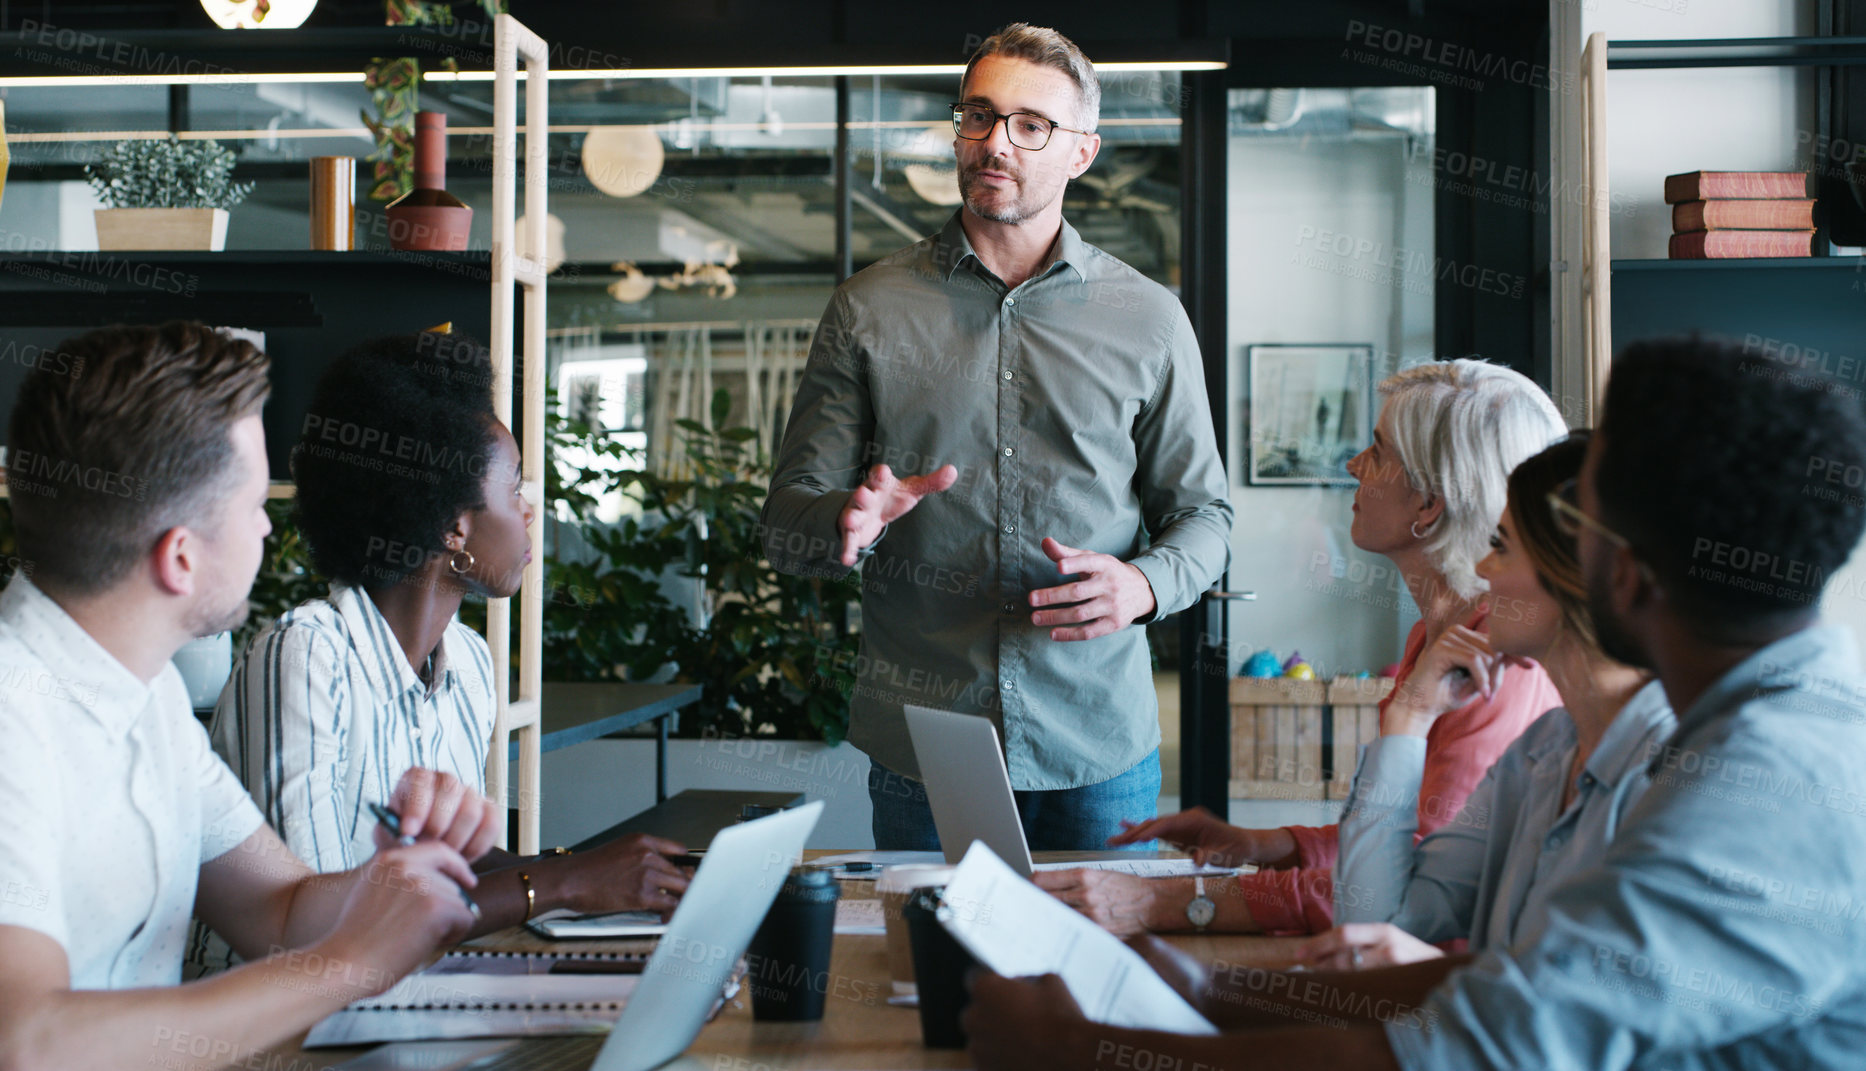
[1002,447,1014,457]
[1005,297,1017,307]
[1003,680,1016,691]
[1004,602,1017,613]
[1003,524,1015,535]
[1002,371,1014,380]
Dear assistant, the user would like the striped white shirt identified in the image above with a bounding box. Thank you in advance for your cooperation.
[209,584,499,873]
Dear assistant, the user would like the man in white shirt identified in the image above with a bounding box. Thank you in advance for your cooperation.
[0,322,501,1069]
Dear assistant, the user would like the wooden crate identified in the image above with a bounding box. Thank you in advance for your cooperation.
[1229,678,1326,800]
[1326,677,1393,800]
[1228,676,1394,801]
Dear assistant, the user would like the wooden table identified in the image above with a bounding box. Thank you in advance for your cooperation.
[287,853,1303,1070]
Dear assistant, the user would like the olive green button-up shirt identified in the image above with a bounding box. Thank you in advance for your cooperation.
[763,212,1233,791]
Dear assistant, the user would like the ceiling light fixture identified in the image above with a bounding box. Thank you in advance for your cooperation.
[581,126,665,198]
[425,60,1225,82]
[0,71,359,87]
[0,59,1221,90]
[199,0,318,29]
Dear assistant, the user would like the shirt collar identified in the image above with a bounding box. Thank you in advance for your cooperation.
[1583,678,1675,786]
[1673,624,1861,738]
[0,574,154,737]
[330,584,456,700]
[935,210,1089,285]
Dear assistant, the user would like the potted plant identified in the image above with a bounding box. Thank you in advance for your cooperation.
[86,136,253,251]
[536,388,862,743]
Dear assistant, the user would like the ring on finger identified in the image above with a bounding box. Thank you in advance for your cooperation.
[1351,948,1364,968]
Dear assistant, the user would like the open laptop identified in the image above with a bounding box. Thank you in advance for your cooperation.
[336,800,823,1071]
[903,704,1034,877]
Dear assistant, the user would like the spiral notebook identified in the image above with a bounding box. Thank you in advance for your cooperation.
[303,950,648,1047]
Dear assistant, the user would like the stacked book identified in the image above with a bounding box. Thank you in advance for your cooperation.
[1664,171,1815,258]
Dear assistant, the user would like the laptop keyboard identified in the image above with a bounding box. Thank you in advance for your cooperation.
[464,1035,608,1071]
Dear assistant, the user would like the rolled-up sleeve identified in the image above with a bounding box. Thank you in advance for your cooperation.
[1126,306,1233,621]
[1336,733,1488,942]
[762,291,875,578]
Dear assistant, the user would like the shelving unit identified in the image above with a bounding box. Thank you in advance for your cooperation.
[1578,28,1866,406]
[0,248,499,478]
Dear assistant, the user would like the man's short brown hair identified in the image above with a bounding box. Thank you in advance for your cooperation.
[962,23,1100,132]
[6,322,270,595]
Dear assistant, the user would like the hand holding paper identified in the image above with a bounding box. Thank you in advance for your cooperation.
[935,841,1217,1035]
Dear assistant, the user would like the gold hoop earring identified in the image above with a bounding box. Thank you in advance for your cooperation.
[449,548,475,574]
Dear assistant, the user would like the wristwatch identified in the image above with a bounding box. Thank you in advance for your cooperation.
[1186,876,1215,932]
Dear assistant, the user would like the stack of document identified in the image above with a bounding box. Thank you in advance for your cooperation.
[808,849,1244,880]
[302,951,643,1047]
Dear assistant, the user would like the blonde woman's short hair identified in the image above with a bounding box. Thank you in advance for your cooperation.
[1379,359,1567,600]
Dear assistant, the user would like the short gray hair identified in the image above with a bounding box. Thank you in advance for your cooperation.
[1380,359,1567,600]
[961,23,1101,133]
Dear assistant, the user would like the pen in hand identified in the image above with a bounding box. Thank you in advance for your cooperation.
[367,801,418,846]
[369,801,480,921]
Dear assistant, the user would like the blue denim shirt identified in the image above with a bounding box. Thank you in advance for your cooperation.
[1337,680,1676,953]
[1390,625,1866,1069]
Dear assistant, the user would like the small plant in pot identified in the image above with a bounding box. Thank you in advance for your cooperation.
[86,136,254,251]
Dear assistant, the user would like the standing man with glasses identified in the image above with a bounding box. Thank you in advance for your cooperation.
[764,23,1232,851]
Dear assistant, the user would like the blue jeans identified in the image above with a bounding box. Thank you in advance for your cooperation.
[868,749,1161,852]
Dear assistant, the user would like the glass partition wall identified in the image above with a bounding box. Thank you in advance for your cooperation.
[1221,86,1435,826]
[0,66,1186,699]
[0,69,1183,475]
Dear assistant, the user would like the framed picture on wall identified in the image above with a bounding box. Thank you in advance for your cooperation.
[556,350,648,434]
[1246,343,1374,486]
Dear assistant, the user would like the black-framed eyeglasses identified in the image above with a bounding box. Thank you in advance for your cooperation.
[950,102,1089,151]
[1547,478,1630,548]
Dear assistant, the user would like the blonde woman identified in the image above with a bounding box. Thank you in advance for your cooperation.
[1038,360,1566,936]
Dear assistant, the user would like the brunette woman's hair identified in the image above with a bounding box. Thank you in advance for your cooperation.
[1506,433,1596,651]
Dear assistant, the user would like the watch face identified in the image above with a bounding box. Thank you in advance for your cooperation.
[1187,896,1216,928]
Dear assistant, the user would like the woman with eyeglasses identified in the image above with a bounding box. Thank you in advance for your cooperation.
[1294,433,1675,969]
[194,334,689,971]
[1037,360,1568,936]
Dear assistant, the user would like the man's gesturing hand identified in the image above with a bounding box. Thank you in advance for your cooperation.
[1030,537,1157,641]
[837,463,957,566]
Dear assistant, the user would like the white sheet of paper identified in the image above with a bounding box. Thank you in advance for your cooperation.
[529,909,668,939]
[1031,859,1245,878]
[937,842,1218,1035]
[834,898,887,935]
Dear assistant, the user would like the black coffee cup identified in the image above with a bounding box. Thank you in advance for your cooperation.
[746,866,839,1021]
[902,886,977,1048]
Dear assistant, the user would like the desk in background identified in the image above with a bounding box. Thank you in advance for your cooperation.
[522,682,703,805]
